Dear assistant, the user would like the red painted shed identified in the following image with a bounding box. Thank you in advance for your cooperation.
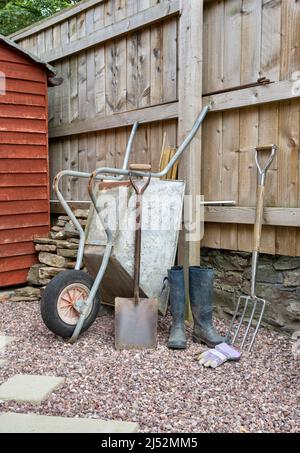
[0,35,59,287]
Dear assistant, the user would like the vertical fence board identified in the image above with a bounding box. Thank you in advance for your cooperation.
[202,113,222,249]
[150,24,163,104]
[203,0,224,94]
[261,0,281,82]
[276,100,299,256]
[162,18,177,102]
[220,110,240,250]
[223,0,242,89]
[257,103,278,254]
[240,0,262,85]
[238,107,259,252]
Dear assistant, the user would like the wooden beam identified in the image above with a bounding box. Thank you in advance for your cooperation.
[11,0,105,41]
[49,101,178,139]
[51,202,300,227]
[11,0,214,44]
[178,0,203,320]
[178,0,203,266]
[204,207,300,227]
[51,200,90,214]
[39,1,180,62]
[203,80,300,112]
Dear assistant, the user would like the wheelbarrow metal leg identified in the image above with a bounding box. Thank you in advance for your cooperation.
[69,243,113,343]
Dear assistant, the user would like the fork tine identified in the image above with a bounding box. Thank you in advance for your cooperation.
[232,296,249,344]
[241,298,257,350]
[248,298,266,352]
[227,292,241,340]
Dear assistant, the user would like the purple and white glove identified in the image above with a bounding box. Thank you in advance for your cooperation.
[197,343,241,368]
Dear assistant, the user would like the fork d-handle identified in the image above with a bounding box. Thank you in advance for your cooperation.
[251,144,277,297]
[129,164,151,304]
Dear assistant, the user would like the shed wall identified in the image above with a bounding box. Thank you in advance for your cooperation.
[0,42,50,286]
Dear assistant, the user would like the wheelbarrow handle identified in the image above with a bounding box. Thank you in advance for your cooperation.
[254,144,277,184]
[130,163,151,172]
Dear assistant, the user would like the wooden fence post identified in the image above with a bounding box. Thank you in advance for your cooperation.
[178,0,203,319]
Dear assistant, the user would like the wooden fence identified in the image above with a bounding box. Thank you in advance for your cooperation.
[11,0,300,257]
[201,0,300,256]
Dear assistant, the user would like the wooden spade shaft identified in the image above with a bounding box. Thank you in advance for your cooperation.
[115,164,158,350]
[129,167,151,303]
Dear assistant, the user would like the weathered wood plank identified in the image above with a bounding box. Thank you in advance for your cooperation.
[49,102,178,138]
[162,18,177,103]
[150,24,163,105]
[276,100,299,256]
[11,0,106,40]
[115,127,128,168]
[51,200,91,214]
[220,110,239,250]
[150,121,163,171]
[78,134,88,200]
[93,2,105,30]
[203,0,224,94]
[69,135,79,201]
[281,0,300,81]
[204,207,300,228]
[203,80,300,112]
[38,0,180,62]
[105,37,127,114]
[94,45,106,115]
[105,0,115,27]
[238,107,259,252]
[126,31,138,109]
[223,0,242,89]
[178,0,203,272]
[201,112,222,249]
[137,28,151,108]
[240,0,262,85]
[258,103,278,254]
[115,0,127,23]
[261,0,281,82]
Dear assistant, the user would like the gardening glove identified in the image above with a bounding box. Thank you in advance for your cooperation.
[197,342,241,369]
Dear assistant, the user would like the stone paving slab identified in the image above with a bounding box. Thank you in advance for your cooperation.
[0,374,64,404]
[0,336,15,352]
[0,412,139,433]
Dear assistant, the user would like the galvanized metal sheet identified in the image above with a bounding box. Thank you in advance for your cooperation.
[84,178,185,314]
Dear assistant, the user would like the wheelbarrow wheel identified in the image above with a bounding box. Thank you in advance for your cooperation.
[40,270,100,338]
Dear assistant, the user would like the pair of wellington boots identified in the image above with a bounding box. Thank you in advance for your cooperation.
[167,266,227,349]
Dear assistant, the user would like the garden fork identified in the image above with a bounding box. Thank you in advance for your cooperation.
[228,144,277,352]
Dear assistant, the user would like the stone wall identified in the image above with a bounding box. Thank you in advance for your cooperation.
[201,249,300,335]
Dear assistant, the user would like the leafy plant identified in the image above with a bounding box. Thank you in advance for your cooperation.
[0,0,81,36]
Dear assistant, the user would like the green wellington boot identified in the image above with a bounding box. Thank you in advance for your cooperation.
[189,266,228,347]
[167,266,187,349]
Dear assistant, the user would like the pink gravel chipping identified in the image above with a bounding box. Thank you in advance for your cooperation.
[0,301,299,433]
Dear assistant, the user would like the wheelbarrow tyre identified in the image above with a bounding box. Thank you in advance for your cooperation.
[40,270,100,338]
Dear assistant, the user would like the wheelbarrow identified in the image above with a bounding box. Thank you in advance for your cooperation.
[41,106,210,343]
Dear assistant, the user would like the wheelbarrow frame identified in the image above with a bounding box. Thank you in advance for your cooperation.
[52,106,210,343]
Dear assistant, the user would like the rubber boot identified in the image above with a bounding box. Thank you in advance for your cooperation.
[167,266,187,349]
[189,266,228,347]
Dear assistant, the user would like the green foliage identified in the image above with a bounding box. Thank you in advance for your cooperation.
[0,0,81,36]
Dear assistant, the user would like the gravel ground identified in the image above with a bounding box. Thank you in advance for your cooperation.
[0,300,299,433]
